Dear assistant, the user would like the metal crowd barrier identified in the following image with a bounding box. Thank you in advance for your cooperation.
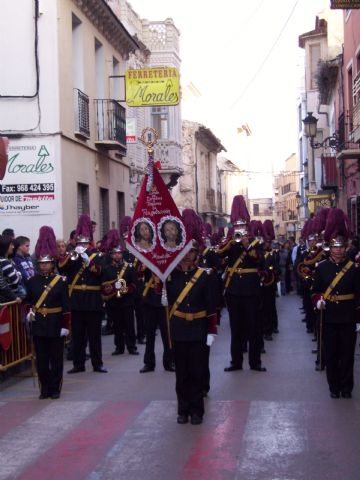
[0,301,32,372]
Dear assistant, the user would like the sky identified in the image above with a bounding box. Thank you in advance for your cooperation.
[127,0,332,197]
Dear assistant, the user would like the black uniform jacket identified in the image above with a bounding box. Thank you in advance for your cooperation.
[311,258,360,324]
[26,273,70,337]
[142,270,163,308]
[57,250,104,312]
[101,262,137,308]
[166,266,217,342]
[218,240,264,297]
[262,249,280,290]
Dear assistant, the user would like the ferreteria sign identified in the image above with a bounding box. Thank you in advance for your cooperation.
[330,0,360,7]
[125,67,180,107]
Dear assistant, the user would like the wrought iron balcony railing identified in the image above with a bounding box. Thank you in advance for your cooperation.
[94,99,126,153]
[74,88,90,138]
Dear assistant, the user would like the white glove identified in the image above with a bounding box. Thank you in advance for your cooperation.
[356,324,360,333]
[60,328,69,337]
[115,281,122,290]
[26,309,35,322]
[316,299,326,310]
[206,334,215,347]
[75,245,86,254]
[80,252,90,266]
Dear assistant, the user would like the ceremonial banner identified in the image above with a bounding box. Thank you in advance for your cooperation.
[126,167,192,281]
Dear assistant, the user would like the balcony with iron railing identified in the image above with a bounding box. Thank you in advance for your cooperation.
[74,88,90,139]
[352,71,360,143]
[94,99,126,154]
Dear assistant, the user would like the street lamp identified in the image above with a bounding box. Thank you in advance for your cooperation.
[302,112,338,150]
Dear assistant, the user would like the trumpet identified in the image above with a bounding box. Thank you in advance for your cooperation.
[69,250,79,261]
[115,277,127,298]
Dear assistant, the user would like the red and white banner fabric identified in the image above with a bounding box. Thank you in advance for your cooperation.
[126,166,192,282]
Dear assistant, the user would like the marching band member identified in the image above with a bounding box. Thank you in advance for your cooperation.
[101,231,138,356]
[218,196,266,373]
[166,230,217,425]
[140,269,175,372]
[61,214,107,374]
[311,208,360,399]
[26,226,70,399]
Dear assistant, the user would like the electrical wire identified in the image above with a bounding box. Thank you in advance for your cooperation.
[228,0,300,111]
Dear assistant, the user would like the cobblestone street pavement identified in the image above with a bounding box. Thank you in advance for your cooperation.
[1,294,360,480]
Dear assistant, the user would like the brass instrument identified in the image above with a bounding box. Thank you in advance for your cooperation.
[116,277,127,298]
[69,250,79,261]
[232,219,248,242]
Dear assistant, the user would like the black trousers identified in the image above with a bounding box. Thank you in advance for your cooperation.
[174,341,207,417]
[303,289,316,332]
[34,336,64,396]
[226,294,263,368]
[71,310,103,369]
[323,322,357,394]
[134,299,145,341]
[143,305,173,369]
[107,305,136,352]
[262,288,278,335]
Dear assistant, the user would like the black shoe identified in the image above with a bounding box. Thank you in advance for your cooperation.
[139,365,155,373]
[164,365,175,372]
[190,414,203,425]
[177,414,188,424]
[273,329,279,334]
[202,390,208,398]
[224,365,242,372]
[51,393,60,400]
[93,366,108,373]
[137,338,146,345]
[39,393,49,400]
[67,366,85,374]
[330,392,340,399]
[250,366,267,372]
[128,350,139,355]
[112,349,124,356]
[85,353,91,360]
[315,364,325,371]
[264,334,273,341]
[261,348,266,354]
[341,392,352,399]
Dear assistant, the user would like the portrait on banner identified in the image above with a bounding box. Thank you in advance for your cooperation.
[131,218,156,252]
[158,216,186,252]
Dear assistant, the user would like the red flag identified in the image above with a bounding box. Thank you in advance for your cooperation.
[126,166,192,281]
[0,306,12,351]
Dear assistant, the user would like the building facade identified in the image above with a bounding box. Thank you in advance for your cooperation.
[173,120,226,228]
[107,0,183,210]
[298,10,343,217]
[273,153,301,240]
[0,0,139,244]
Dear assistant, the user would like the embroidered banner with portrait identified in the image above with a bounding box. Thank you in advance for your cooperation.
[126,166,192,281]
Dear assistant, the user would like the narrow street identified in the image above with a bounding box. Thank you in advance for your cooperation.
[1,294,360,480]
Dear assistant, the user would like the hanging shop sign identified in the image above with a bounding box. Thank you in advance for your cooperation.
[330,0,360,8]
[0,140,56,216]
[125,67,180,107]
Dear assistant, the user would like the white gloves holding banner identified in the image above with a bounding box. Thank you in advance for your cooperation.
[60,328,70,337]
[206,334,215,347]
[316,299,326,310]
[26,309,35,322]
